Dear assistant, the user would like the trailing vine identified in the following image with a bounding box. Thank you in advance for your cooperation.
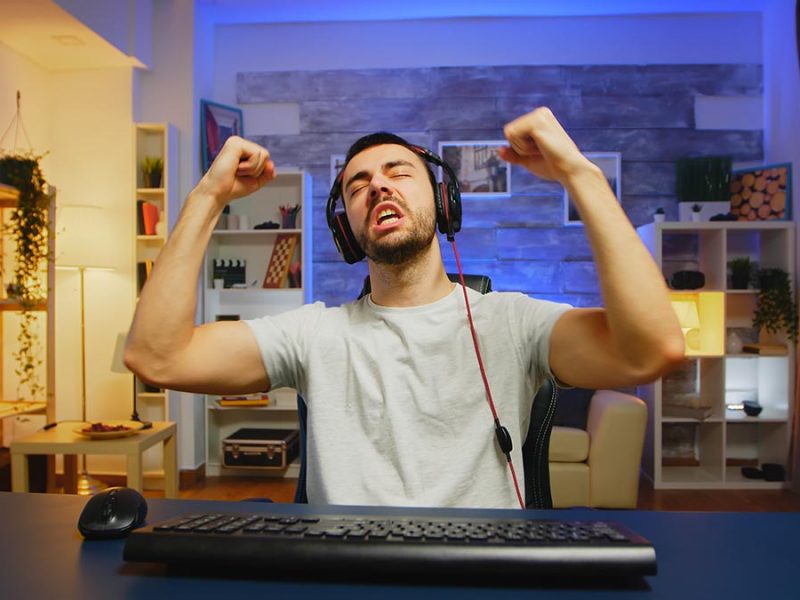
[0,152,50,400]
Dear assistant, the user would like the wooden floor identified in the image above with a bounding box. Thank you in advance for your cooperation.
[145,476,800,512]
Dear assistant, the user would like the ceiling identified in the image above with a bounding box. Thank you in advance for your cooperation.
[0,0,772,71]
[0,0,136,71]
[197,0,770,24]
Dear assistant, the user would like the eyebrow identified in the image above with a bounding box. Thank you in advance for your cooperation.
[344,159,417,194]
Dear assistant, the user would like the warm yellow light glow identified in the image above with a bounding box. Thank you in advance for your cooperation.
[670,292,725,356]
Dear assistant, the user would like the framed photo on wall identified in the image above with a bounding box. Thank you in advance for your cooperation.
[563,152,622,226]
[438,141,511,197]
[200,99,244,173]
[729,163,791,221]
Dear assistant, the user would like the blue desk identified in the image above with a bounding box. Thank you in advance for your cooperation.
[0,491,797,599]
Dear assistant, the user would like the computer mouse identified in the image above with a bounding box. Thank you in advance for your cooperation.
[78,486,148,540]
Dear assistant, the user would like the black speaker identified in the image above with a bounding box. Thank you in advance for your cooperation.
[669,270,705,290]
[326,144,462,264]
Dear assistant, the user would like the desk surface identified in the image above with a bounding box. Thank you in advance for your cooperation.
[1,492,797,599]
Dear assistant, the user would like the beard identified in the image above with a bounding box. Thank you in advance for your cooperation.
[356,198,437,266]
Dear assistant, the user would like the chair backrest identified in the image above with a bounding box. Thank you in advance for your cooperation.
[357,273,492,299]
[294,274,557,508]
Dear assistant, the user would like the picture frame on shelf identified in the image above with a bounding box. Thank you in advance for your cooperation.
[564,152,621,226]
[330,154,346,186]
[200,100,244,173]
[729,163,792,221]
[437,141,510,197]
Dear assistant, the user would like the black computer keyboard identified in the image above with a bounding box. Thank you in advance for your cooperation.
[123,508,656,581]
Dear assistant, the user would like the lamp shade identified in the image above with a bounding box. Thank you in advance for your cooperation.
[110,332,129,374]
[672,300,700,329]
[56,204,115,270]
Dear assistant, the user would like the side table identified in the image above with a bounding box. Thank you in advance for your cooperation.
[10,421,178,497]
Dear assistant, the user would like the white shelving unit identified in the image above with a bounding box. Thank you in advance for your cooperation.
[202,169,312,478]
[637,221,795,489]
[133,122,179,479]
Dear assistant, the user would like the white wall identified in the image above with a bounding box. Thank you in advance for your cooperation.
[136,0,205,470]
[0,39,136,475]
[49,66,135,474]
[762,0,800,492]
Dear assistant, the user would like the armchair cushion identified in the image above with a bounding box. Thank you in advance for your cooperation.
[549,427,589,462]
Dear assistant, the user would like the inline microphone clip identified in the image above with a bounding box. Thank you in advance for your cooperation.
[494,421,513,457]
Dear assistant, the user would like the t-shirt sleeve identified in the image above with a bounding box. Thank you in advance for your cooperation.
[242,302,325,391]
[505,293,572,387]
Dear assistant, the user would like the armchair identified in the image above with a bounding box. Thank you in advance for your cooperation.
[549,388,647,509]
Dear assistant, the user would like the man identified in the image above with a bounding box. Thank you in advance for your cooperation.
[125,107,684,508]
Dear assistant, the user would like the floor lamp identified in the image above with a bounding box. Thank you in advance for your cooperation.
[57,205,114,496]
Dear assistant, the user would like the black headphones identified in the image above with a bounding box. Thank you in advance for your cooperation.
[326,144,462,264]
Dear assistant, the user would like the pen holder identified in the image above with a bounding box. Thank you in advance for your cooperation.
[281,214,297,229]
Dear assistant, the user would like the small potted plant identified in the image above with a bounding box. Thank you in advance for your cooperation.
[653,207,665,223]
[753,267,798,344]
[690,204,702,222]
[141,156,164,189]
[729,256,753,289]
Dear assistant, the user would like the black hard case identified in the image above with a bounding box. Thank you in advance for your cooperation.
[222,428,300,470]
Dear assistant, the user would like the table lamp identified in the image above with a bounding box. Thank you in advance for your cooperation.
[56,204,114,496]
[672,299,701,351]
[110,332,152,428]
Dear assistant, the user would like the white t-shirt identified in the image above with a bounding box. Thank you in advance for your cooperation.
[245,284,570,508]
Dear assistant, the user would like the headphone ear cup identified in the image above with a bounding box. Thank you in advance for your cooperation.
[447,182,462,234]
[435,181,449,235]
[331,212,365,264]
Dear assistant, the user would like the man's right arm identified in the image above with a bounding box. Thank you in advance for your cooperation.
[124,136,276,395]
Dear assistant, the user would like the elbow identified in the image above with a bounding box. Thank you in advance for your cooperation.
[124,342,168,389]
[621,332,685,385]
[656,332,686,376]
[640,332,686,383]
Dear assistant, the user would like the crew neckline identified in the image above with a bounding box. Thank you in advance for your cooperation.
[366,282,463,313]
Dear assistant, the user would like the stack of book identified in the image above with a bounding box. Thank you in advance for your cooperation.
[217,394,269,408]
[741,343,787,356]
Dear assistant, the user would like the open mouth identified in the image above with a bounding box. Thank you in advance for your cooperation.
[377,209,401,225]
[371,201,405,229]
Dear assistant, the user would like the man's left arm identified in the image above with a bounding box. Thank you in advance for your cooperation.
[501,108,685,388]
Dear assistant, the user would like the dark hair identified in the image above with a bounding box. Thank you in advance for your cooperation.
[342,132,437,193]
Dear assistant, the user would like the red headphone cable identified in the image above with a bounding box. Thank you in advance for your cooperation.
[449,238,525,510]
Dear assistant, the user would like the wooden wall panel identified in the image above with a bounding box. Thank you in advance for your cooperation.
[238,64,763,308]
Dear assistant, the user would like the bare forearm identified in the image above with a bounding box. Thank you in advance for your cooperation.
[565,167,684,367]
[126,191,219,375]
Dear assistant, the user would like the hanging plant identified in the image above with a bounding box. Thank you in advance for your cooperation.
[0,152,50,400]
[753,268,798,344]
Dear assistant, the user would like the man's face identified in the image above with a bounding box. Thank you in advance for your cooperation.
[341,144,437,265]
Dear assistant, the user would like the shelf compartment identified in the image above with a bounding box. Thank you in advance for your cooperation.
[660,227,725,290]
[660,421,723,483]
[670,292,725,356]
[724,355,789,412]
[661,358,725,420]
[726,225,792,282]
[725,421,790,470]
